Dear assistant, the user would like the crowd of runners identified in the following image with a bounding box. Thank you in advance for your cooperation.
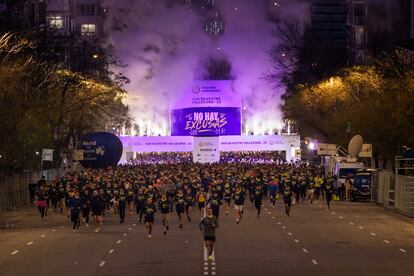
[32,156,336,260]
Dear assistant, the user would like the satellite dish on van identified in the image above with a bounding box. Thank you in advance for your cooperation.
[348,135,363,158]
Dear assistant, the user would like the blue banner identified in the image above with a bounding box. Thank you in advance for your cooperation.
[171,107,241,136]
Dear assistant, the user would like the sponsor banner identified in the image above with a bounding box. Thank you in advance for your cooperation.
[173,80,242,109]
[119,135,301,162]
[359,144,373,158]
[317,143,337,155]
[120,136,193,153]
[317,143,328,155]
[42,149,54,161]
[193,136,220,163]
[171,107,241,136]
[80,132,123,168]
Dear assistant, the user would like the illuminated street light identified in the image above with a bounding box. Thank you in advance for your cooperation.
[308,142,315,150]
[92,54,99,59]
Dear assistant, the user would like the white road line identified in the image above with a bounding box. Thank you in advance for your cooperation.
[133,224,136,226]
[265,208,268,211]
[204,266,209,270]
[128,228,132,231]
[384,240,391,244]
[331,212,336,214]
[282,226,286,229]
[288,232,292,236]
[116,240,122,244]
[294,239,299,243]
[268,212,272,215]
[204,262,208,266]
[99,261,106,267]
[312,259,318,265]
[399,248,407,253]
[370,232,376,236]
[277,222,281,225]
[212,267,216,271]
[302,248,308,253]
[74,261,78,264]
[40,234,46,238]
[211,272,216,275]
[212,262,216,266]
[185,240,189,243]
[203,272,208,275]
[60,226,64,228]
[52,229,57,232]
[123,233,127,236]
[319,205,323,208]
[339,216,344,219]
[11,250,19,255]
[109,249,114,254]
[349,222,354,225]
[358,226,364,230]
[27,241,34,246]
[272,216,275,219]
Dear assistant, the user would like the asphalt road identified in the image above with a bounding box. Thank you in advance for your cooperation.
[0,199,413,276]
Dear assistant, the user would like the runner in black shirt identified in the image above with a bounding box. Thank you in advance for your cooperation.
[199,207,219,261]
[253,185,263,218]
[159,194,171,235]
[283,185,292,217]
[143,198,156,238]
[233,186,246,224]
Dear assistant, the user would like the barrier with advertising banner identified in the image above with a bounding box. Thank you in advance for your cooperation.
[193,136,220,163]
[119,135,301,162]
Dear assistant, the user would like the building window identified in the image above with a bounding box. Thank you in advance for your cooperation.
[81,24,96,36]
[49,16,63,29]
[80,4,96,16]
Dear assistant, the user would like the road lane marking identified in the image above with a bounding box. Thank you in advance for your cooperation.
[99,261,106,267]
[358,226,364,230]
[128,227,132,231]
[40,234,46,238]
[294,239,299,243]
[272,217,275,219]
[302,248,308,253]
[27,241,34,246]
[204,262,208,266]
[211,272,216,275]
[52,229,57,232]
[288,232,292,236]
[370,232,376,236]
[212,262,216,266]
[282,226,286,229]
[74,261,78,264]
[109,249,114,254]
[339,216,344,219]
[312,259,318,265]
[123,233,127,236]
[212,267,216,270]
[349,222,354,225]
[11,250,19,255]
[133,224,136,226]
[60,226,64,228]
[331,212,336,214]
[203,272,208,275]
[116,240,122,244]
[204,267,209,270]
[384,240,391,244]
[277,222,281,225]
[399,248,407,253]
[268,212,271,215]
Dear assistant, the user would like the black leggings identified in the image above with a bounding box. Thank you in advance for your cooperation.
[254,200,262,216]
[38,206,45,218]
[71,212,80,229]
[82,207,90,223]
[212,207,220,219]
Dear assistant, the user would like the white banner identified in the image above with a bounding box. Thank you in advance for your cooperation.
[172,80,242,109]
[119,135,301,162]
[42,149,54,161]
[193,136,220,163]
